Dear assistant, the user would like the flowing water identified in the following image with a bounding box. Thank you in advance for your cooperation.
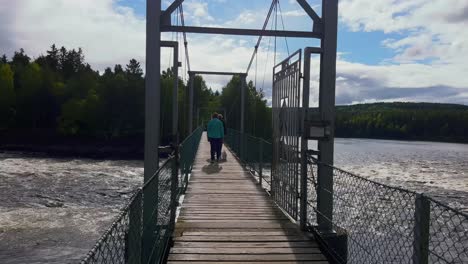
[334,138,468,210]
[0,138,466,263]
[0,153,143,263]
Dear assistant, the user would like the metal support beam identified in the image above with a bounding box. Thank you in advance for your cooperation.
[239,76,246,162]
[317,0,338,233]
[189,70,247,76]
[296,0,321,23]
[300,47,312,230]
[161,41,179,141]
[161,41,180,234]
[413,194,430,264]
[161,25,322,38]
[188,73,194,133]
[161,0,184,25]
[240,76,246,133]
[143,0,161,262]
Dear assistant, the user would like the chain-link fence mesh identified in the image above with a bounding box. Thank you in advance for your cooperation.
[141,157,174,264]
[81,128,203,264]
[307,158,468,264]
[224,129,272,189]
[427,196,468,263]
[179,126,203,193]
[81,158,174,264]
[80,191,142,264]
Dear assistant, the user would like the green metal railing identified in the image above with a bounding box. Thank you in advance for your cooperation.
[307,158,468,264]
[179,126,203,194]
[80,127,203,264]
[225,130,468,264]
[224,128,272,188]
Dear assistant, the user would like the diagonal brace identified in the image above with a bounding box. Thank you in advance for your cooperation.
[296,0,321,21]
[161,0,184,25]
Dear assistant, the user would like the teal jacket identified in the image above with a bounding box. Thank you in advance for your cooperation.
[207,118,224,139]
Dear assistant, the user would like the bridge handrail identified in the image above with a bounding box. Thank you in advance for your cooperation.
[179,126,204,193]
[80,127,204,264]
[225,129,468,264]
[224,128,273,187]
[80,188,143,264]
[308,156,468,264]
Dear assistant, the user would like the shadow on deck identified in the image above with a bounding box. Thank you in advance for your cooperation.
[168,132,328,263]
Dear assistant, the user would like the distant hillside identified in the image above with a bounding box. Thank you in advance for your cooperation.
[335,102,468,143]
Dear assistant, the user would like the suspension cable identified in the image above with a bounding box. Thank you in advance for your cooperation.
[254,49,258,89]
[277,0,290,56]
[245,0,277,75]
[260,16,275,92]
[179,4,191,75]
[274,0,278,66]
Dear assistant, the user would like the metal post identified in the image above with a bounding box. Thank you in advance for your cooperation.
[143,0,161,262]
[240,76,246,133]
[259,140,263,187]
[300,48,312,230]
[169,42,179,233]
[127,191,142,264]
[171,42,179,153]
[240,76,246,161]
[188,73,194,133]
[316,0,338,233]
[169,157,178,231]
[413,194,430,264]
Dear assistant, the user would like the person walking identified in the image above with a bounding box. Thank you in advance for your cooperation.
[218,114,227,136]
[218,114,227,161]
[207,113,224,162]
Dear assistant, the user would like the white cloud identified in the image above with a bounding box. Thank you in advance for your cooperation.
[1,0,146,70]
[2,0,467,105]
[334,0,468,104]
[183,0,215,25]
[340,0,468,65]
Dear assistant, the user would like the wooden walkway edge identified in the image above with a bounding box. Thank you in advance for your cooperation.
[168,132,328,263]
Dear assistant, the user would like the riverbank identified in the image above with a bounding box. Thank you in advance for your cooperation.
[0,144,144,160]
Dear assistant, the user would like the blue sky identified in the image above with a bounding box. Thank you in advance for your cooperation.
[1,0,468,105]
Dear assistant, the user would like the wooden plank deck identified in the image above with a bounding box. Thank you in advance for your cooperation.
[168,132,328,263]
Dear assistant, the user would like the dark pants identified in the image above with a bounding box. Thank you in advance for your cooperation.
[209,138,222,160]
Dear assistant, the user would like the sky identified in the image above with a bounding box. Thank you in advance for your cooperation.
[1,0,468,105]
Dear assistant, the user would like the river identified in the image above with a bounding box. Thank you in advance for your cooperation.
[0,138,466,263]
[334,138,468,210]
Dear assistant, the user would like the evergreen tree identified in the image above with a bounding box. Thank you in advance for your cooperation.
[126,59,143,77]
[0,64,15,127]
[1,54,8,64]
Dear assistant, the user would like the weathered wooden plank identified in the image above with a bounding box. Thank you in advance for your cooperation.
[175,222,297,229]
[168,133,328,263]
[174,235,308,242]
[167,253,327,261]
[183,197,266,200]
[181,204,274,207]
[177,220,293,224]
[173,241,319,248]
[178,216,288,220]
[168,261,328,264]
[181,231,301,236]
[170,247,322,254]
[181,208,280,211]
[175,228,308,233]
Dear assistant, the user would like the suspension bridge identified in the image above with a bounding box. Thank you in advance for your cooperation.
[80,0,468,263]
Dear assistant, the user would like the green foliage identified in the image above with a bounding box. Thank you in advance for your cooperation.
[0,45,194,144]
[2,46,466,145]
[0,64,15,127]
[219,76,272,140]
[336,102,468,143]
